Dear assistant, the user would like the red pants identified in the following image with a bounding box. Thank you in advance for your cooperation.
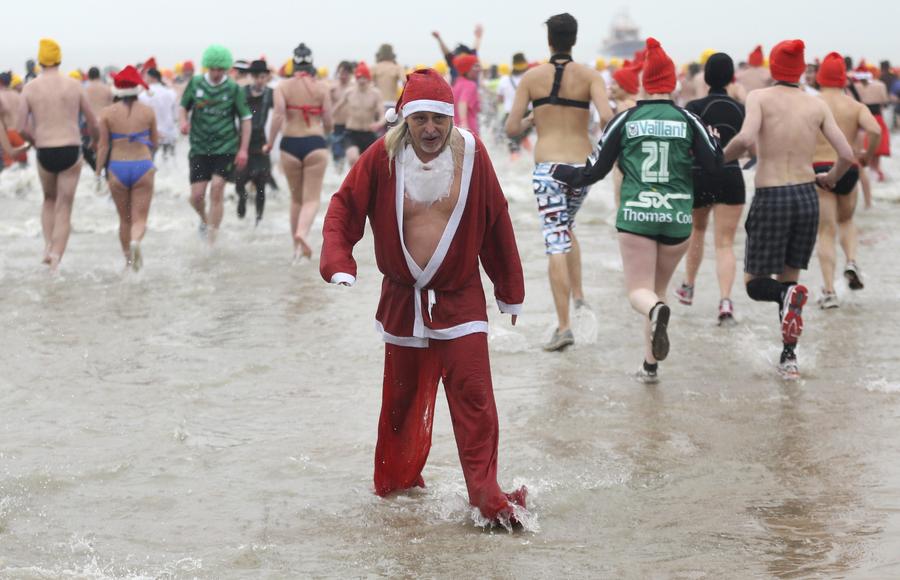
[374,332,517,520]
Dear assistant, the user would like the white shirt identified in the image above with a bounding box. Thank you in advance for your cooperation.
[498,74,524,114]
[139,82,178,143]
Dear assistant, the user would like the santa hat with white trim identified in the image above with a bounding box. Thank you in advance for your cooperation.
[112,65,148,97]
[384,68,454,124]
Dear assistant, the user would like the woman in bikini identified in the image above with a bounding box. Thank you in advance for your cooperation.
[266,43,333,261]
[95,66,158,271]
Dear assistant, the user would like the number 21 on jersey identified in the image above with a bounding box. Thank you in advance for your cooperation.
[641,141,670,183]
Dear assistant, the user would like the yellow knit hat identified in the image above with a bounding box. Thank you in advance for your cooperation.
[39,38,61,67]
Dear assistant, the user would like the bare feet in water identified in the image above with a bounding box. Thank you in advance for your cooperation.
[293,231,313,260]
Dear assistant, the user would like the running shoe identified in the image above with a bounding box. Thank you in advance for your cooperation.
[780,284,808,345]
[718,298,736,326]
[574,298,592,310]
[636,364,660,384]
[674,283,694,306]
[844,261,864,290]
[817,290,839,310]
[650,303,671,361]
[778,350,800,381]
[542,328,574,352]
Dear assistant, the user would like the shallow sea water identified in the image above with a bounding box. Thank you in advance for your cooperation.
[1,134,899,578]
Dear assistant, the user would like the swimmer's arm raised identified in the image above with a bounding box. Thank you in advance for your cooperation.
[723,91,761,162]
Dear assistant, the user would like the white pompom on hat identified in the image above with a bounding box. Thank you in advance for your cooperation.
[384,67,454,123]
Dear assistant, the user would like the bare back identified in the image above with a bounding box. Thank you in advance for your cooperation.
[752,85,828,186]
[277,75,328,137]
[85,81,113,118]
[100,101,157,161]
[814,90,876,162]
[403,130,463,269]
[524,62,598,163]
[0,88,21,127]
[372,61,404,104]
[856,80,889,105]
[736,67,772,93]
[20,70,85,147]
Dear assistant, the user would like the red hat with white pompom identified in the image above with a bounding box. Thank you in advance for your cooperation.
[384,68,454,124]
[112,65,148,97]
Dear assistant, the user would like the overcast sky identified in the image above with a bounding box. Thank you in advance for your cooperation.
[1,0,896,73]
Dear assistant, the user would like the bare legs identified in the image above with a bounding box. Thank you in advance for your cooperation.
[619,232,688,364]
[110,169,155,267]
[548,231,585,333]
[37,160,82,272]
[282,148,327,259]
[817,186,859,293]
[189,175,226,244]
[683,203,743,301]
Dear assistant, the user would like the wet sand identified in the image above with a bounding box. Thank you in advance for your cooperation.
[1,137,899,578]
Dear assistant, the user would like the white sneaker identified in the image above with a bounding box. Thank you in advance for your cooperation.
[817,290,839,310]
[636,364,659,384]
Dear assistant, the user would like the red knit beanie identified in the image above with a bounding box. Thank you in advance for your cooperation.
[453,54,479,76]
[641,37,676,94]
[748,45,764,67]
[769,39,805,83]
[613,62,640,95]
[816,52,846,88]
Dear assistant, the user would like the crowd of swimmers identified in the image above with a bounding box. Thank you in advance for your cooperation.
[0,18,896,382]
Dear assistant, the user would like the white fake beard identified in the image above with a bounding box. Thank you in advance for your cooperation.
[403,144,454,205]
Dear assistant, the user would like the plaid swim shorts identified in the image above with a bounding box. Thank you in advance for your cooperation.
[533,162,590,255]
[744,182,819,275]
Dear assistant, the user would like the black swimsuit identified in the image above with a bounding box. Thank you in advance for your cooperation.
[37,146,80,174]
[532,54,591,110]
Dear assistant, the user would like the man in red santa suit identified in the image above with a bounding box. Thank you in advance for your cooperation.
[320,68,528,525]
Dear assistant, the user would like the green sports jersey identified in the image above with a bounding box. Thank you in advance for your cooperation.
[551,100,722,239]
[181,75,252,156]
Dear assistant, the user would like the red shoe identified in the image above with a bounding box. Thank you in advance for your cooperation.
[780,284,808,345]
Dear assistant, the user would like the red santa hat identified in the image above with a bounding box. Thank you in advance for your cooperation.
[355,61,371,80]
[613,61,640,95]
[142,57,157,72]
[112,65,148,97]
[641,37,676,94]
[384,68,454,124]
[453,54,478,76]
[816,52,846,88]
[748,45,764,67]
[769,39,805,83]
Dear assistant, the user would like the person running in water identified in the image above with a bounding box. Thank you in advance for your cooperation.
[812,52,881,308]
[674,53,747,325]
[179,44,251,245]
[329,61,355,172]
[235,59,274,225]
[505,13,614,351]
[333,62,382,169]
[17,38,98,272]
[266,43,332,260]
[321,68,527,526]
[497,53,533,161]
[723,40,854,379]
[139,68,178,161]
[553,38,722,383]
[95,66,157,271]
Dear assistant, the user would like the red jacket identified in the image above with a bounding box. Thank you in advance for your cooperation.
[320,129,524,347]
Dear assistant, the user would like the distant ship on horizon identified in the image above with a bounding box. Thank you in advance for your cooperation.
[600,9,645,59]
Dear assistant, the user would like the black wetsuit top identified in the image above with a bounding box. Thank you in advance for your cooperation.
[244,85,273,154]
[532,54,591,110]
[685,88,745,170]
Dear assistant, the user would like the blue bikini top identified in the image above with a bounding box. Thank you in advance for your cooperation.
[110,129,153,149]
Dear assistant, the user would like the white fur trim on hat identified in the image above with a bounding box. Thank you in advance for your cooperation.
[113,86,143,97]
[384,107,398,123]
[401,99,454,118]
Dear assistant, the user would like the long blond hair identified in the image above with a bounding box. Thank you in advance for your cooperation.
[384,118,462,173]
